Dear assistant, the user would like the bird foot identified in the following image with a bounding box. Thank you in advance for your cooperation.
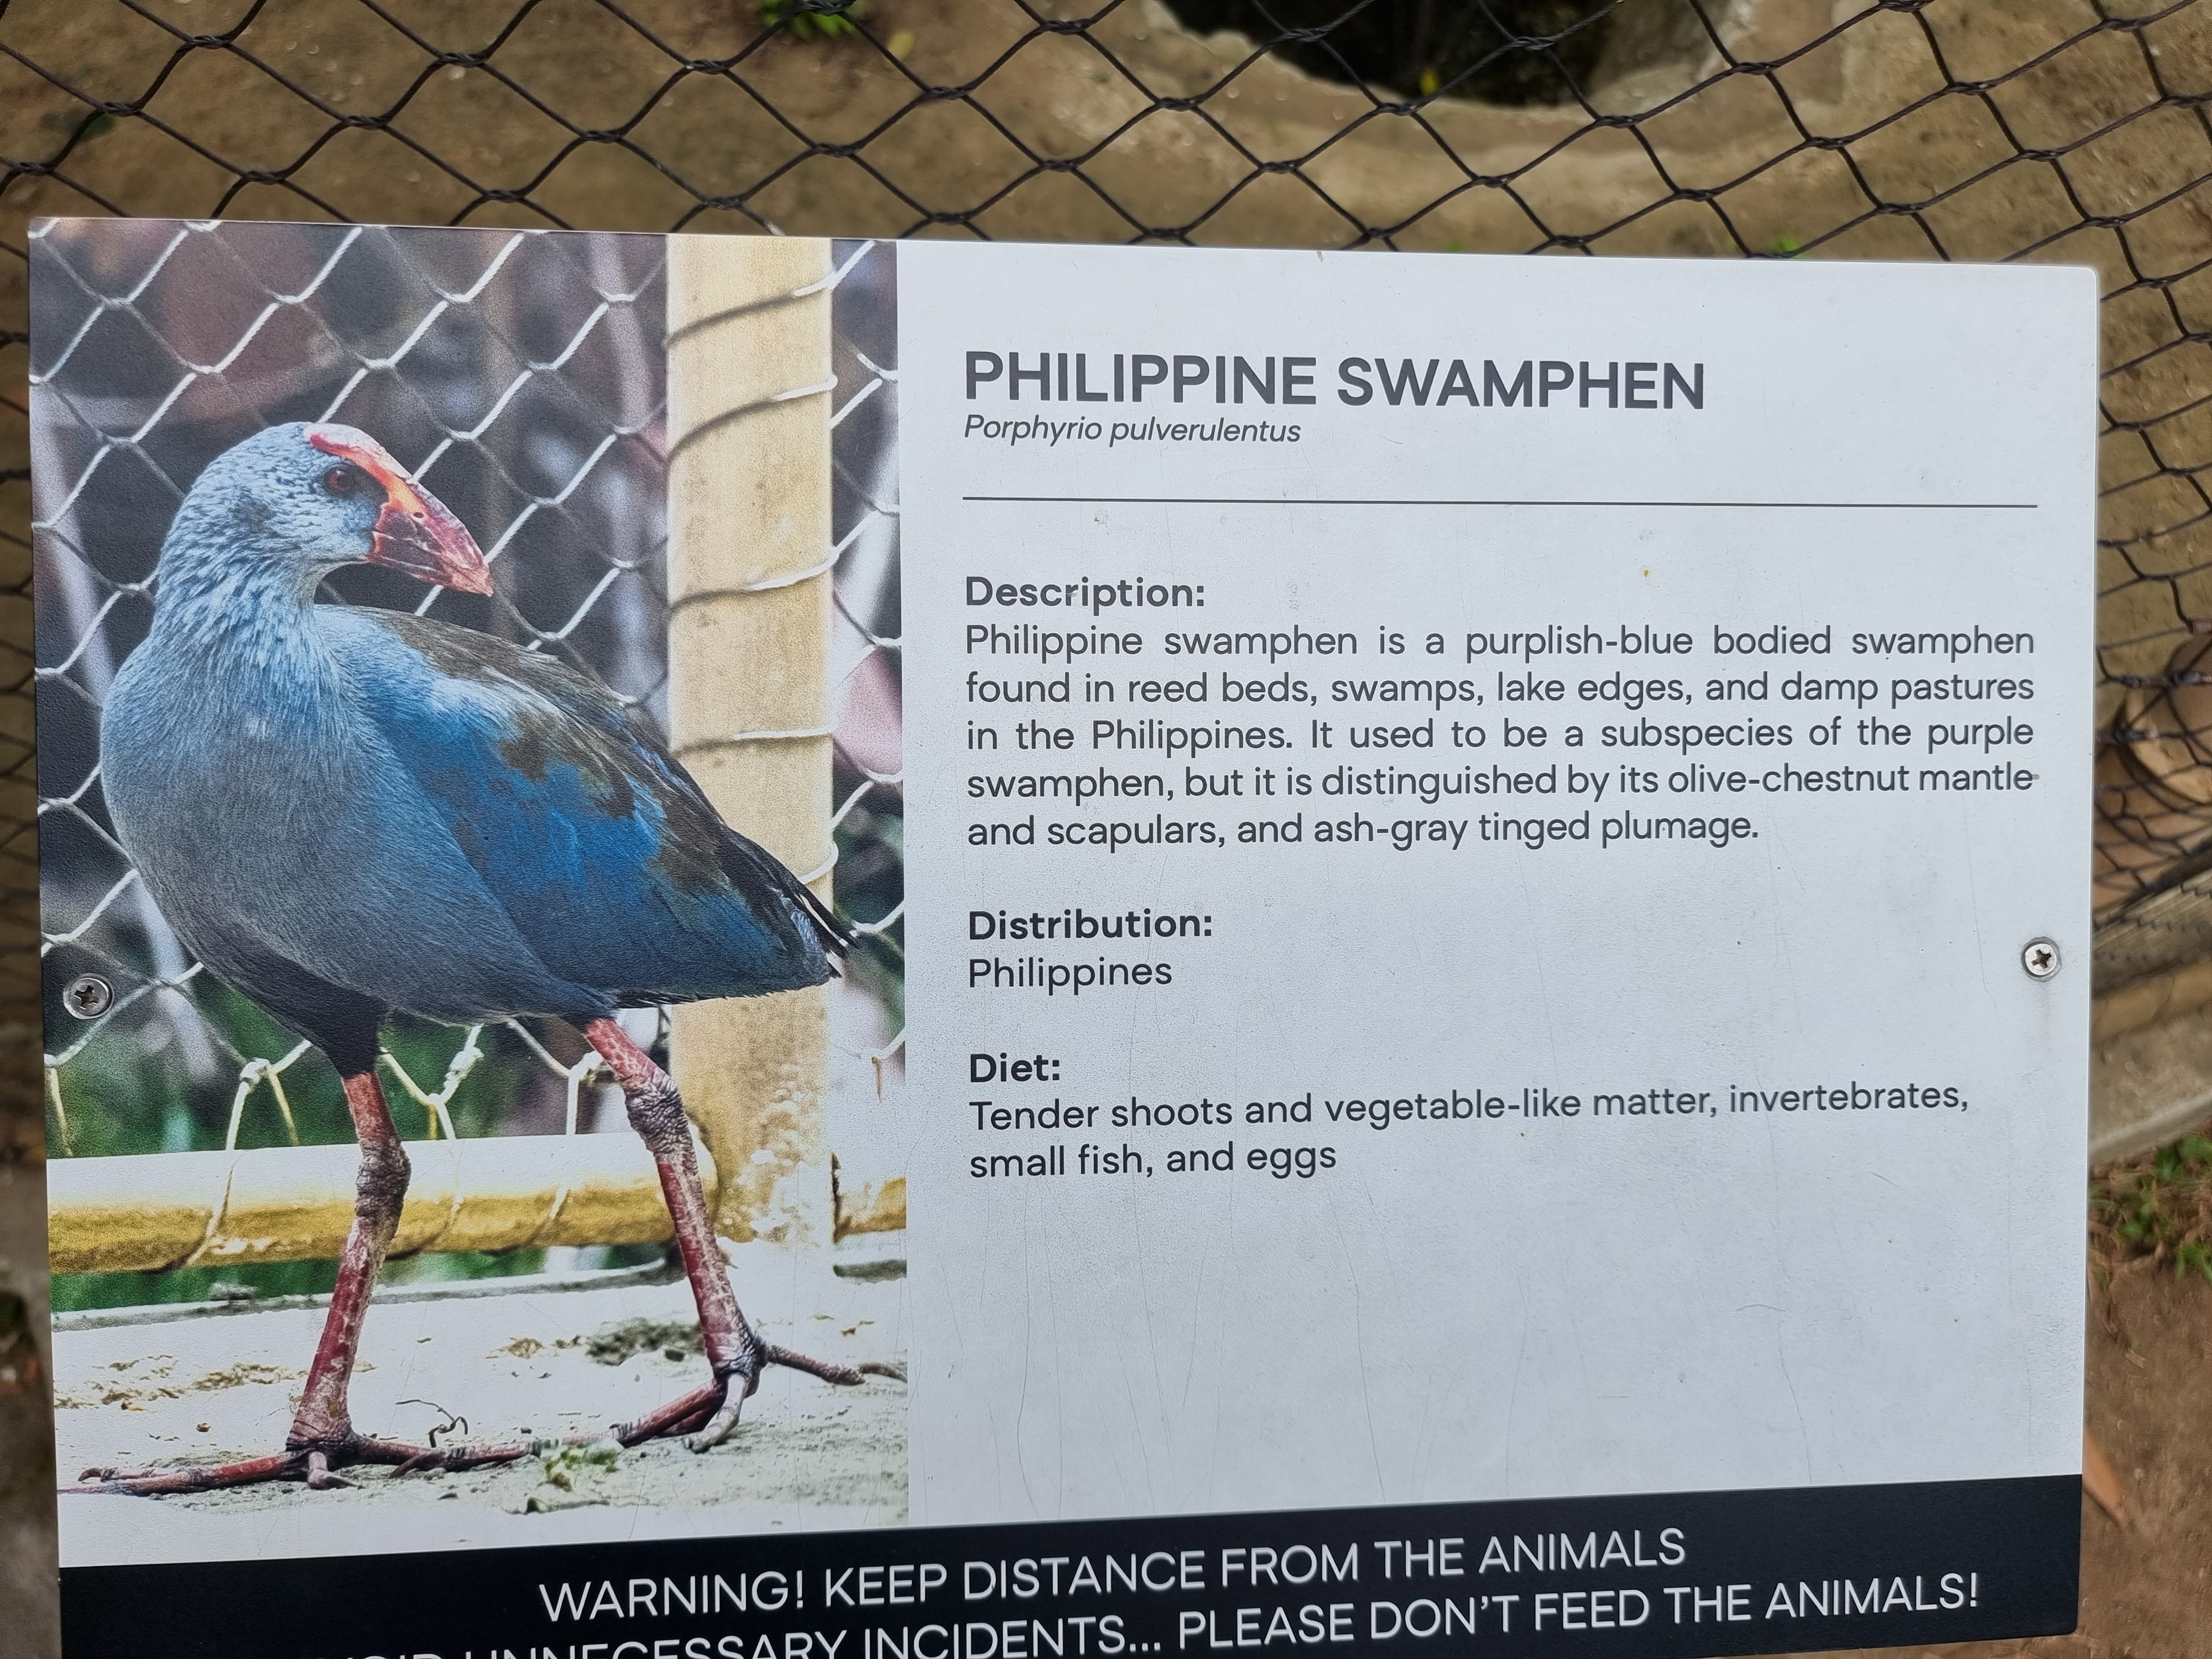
[609,1344,905,1456]
[65,1349,906,1494]
[68,1433,530,1497]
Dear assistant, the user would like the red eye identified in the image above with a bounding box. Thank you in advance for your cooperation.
[321,465,362,497]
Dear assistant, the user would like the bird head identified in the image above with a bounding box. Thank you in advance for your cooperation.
[304,425,493,595]
[162,422,493,601]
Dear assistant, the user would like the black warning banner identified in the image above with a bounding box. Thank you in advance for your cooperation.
[59,1474,2078,1659]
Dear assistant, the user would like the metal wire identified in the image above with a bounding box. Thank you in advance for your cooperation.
[23,219,904,1162]
[2,0,2210,1046]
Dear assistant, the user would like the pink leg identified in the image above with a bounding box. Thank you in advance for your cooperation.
[585,1018,895,1452]
[71,1036,900,1498]
[72,1072,533,1496]
[290,1072,408,1446]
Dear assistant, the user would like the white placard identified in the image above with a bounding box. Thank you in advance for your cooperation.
[898,243,2093,1524]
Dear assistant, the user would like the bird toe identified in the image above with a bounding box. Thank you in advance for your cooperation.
[305,1451,353,1490]
[684,1396,746,1454]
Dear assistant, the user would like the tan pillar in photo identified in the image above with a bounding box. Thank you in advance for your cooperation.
[664,234,836,1246]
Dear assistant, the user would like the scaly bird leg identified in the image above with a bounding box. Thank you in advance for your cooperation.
[71,1071,532,1497]
[290,1070,408,1448]
[584,1018,895,1453]
[70,1040,900,1498]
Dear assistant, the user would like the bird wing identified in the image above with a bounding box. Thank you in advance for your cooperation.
[319,607,847,1007]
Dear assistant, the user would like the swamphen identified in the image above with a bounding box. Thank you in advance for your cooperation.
[81,422,875,1495]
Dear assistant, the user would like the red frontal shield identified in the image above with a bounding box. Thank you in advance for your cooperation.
[306,425,493,596]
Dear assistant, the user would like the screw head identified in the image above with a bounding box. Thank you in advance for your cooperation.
[63,973,113,1019]
[2021,937,2060,981]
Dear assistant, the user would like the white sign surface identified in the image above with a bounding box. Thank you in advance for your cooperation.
[898,245,2092,1524]
[38,222,2093,1657]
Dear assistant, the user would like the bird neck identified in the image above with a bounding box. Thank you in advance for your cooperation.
[150,514,331,643]
[145,527,347,713]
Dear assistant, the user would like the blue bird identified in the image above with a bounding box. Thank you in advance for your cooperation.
[82,422,880,1495]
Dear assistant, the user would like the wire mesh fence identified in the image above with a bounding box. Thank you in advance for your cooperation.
[30,221,670,1171]
[2,0,2211,1083]
[25,220,904,1274]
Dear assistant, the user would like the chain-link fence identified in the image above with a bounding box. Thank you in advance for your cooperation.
[32,222,669,1178]
[7,11,2212,1652]
[23,218,903,1297]
[2,0,2211,1067]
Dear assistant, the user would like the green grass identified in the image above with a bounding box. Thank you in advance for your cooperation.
[2093,1132,2212,1286]
[761,0,865,40]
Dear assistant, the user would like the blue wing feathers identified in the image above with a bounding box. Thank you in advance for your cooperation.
[321,608,843,1008]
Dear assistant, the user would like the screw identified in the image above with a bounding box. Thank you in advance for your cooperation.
[2021,937,2060,981]
[63,974,113,1019]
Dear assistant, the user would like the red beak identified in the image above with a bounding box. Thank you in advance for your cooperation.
[306,425,493,597]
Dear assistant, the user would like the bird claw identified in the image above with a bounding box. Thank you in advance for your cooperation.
[63,1433,529,1497]
[760,1342,905,1389]
[384,1438,530,1477]
[64,1349,905,1495]
[684,1394,747,1454]
[681,1362,765,1454]
[65,1448,308,1497]
[305,1451,352,1490]
[615,1339,895,1455]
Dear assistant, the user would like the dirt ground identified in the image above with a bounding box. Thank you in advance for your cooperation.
[2038,1253,2212,1657]
[5,1,2212,1655]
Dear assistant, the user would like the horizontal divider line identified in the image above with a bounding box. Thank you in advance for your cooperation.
[963,495,2039,509]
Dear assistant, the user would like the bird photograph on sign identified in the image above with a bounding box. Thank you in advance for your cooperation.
[32,220,911,1553]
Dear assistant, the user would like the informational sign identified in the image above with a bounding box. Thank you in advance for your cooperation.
[35,222,2091,1658]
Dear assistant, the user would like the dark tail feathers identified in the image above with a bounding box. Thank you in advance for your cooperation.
[716,826,852,964]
